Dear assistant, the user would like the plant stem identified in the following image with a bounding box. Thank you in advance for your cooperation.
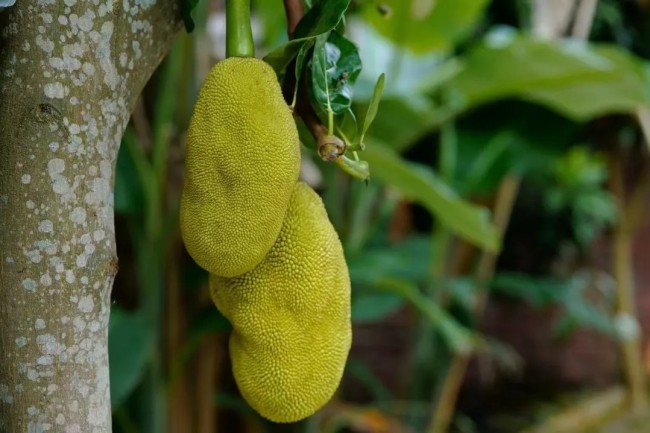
[608,154,648,414]
[283,0,304,36]
[225,0,254,58]
[427,175,521,433]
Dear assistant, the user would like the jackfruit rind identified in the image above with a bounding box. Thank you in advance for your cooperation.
[181,57,300,278]
[210,182,352,423]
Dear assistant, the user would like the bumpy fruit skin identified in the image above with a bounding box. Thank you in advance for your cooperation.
[210,182,352,423]
[181,57,300,278]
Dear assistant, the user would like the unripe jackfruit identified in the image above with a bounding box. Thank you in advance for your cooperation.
[210,182,352,423]
[181,57,300,278]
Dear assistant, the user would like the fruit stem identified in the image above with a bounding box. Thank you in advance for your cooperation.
[225,0,254,58]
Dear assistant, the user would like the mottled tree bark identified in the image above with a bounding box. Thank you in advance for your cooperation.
[0,1,180,431]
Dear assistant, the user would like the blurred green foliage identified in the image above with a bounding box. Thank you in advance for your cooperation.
[109,0,650,432]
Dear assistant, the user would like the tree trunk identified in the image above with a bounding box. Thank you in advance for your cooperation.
[0,1,180,431]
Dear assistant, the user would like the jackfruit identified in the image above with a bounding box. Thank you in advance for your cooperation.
[181,57,300,278]
[210,182,352,423]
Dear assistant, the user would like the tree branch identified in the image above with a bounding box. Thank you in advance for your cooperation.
[284,0,304,36]
[281,0,345,161]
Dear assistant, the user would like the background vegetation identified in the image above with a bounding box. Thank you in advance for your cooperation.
[109,0,650,432]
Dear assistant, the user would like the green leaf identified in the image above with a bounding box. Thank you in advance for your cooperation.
[359,96,441,153]
[310,31,362,115]
[335,155,370,181]
[444,29,650,119]
[348,235,433,284]
[348,236,475,353]
[377,277,475,354]
[294,0,351,39]
[310,32,332,115]
[460,131,514,195]
[263,0,351,74]
[291,39,315,106]
[252,0,289,48]
[109,307,155,408]
[181,0,200,33]
[491,271,616,338]
[362,0,490,53]
[363,142,500,252]
[359,73,385,146]
[327,32,363,113]
[352,292,405,323]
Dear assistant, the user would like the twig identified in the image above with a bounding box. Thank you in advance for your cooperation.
[627,108,650,231]
[283,0,303,36]
[281,0,345,161]
[427,176,521,433]
[197,333,226,433]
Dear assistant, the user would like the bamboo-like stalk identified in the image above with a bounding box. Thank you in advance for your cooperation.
[520,386,627,433]
[166,237,194,433]
[427,176,521,433]
[609,154,649,414]
[197,333,226,433]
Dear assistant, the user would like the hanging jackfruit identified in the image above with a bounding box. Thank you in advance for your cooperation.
[181,57,300,278]
[210,182,352,423]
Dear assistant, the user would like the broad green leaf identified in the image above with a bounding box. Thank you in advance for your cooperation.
[295,39,314,78]
[349,236,475,353]
[292,39,315,106]
[377,277,475,354]
[252,0,289,47]
[311,31,362,115]
[310,32,333,115]
[326,31,363,113]
[263,0,351,73]
[348,235,433,284]
[444,29,650,119]
[452,100,581,195]
[360,96,444,152]
[438,122,457,182]
[294,0,350,38]
[359,73,385,145]
[109,307,155,408]
[352,292,405,323]
[460,131,514,195]
[362,0,490,53]
[363,143,500,252]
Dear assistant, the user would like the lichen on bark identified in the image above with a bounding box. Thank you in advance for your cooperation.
[0,0,180,431]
